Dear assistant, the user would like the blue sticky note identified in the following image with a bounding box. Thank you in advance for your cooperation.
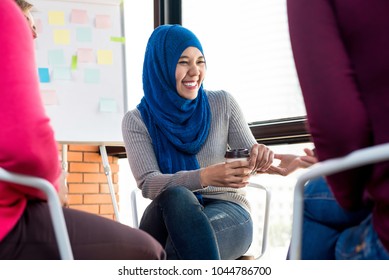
[53,67,72,80]
[84,68,100,83]
[76,27,92,42]
[38,68,50,83]
[48,49,65,65]
[99,98,117,113]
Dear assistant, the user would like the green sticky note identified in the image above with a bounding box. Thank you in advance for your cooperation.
[71,55,78,70]
[84,68,100,84]
[110,36,125,43]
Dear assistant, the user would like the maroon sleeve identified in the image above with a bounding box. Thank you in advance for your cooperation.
[287,0,372,209]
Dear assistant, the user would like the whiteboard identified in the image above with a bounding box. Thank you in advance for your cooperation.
[30,0,127,145]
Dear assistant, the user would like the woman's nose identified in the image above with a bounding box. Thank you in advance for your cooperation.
[189,64,200,76]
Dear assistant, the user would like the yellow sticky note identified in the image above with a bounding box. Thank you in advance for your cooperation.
[48,11,65,25]
[54,29,70,45]
[97,50,113,65]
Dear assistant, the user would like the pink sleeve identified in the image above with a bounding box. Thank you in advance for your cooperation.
[0,0,61,199]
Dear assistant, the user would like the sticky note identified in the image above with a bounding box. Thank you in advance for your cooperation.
[84,68,100,84]
[71,55,78,70]
[76,27,92,42]
[110,36,125,43]
[71,9,88,24]
[41,90,58,105]
[97,50,113,65]
[53,67,72,80]
[48,11,65,25]
[35,18,43,33]
[99,98,117,113]
[77,48,94,63]
[38,68,50,83]
[48,49,65,65]
[95,15,111,29]
[54,29,70,45]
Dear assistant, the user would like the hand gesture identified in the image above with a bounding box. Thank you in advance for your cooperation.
[266,148,317,176]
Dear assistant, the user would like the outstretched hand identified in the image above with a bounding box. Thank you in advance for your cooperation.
[265,148,317,176]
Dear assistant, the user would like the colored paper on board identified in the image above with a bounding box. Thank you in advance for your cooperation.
[76,27,92,42]
[84,68,100,84]
[48,11,65,25]
[54,29,70,45]
[77,48,94,63]
[38,68,50,83]
[71,9,88,24]
[53,67,72,80]
[99,98,117,113]
[97,50,113,65]
[41,90,58,105]
[95,15,111,29]
[71,56,78,70]
[110,36,125,43]
[35,18,43,34]
[48,49,65,65]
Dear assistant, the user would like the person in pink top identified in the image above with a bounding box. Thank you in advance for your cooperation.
[0,0,165,260]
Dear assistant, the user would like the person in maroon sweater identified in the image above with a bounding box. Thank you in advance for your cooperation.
[287,0,389,259]
[0,0,165,260]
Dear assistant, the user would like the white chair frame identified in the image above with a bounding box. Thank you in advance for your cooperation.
[0,167,73,260]
[131,182,271,259]
[289,143,389,260]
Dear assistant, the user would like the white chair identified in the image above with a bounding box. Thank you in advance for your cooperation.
[130,182,271,259]
[0,167,73,260]
[289,143,389,260]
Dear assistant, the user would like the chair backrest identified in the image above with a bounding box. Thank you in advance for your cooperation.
[289,143,389,259]
[0,167,74,260]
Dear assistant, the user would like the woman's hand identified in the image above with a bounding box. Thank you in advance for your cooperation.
[200,160,252,189]
[249,143,274,173]
[266,148,317,176]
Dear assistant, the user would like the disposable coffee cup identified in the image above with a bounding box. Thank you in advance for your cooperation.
[225,149,250,163]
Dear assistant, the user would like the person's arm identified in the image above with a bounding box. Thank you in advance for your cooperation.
[122,110,204,200]
[0,2,60,200]
[287,0,371,209]
[225,91,274,173]
[266,148,317,176]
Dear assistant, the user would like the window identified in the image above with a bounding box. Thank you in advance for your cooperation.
[182,0,305,123]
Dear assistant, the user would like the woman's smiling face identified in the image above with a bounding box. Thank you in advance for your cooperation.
[175,47,206,100]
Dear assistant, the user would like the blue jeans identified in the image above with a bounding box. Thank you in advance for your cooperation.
[300,177,389,259]
[139,186,253,260]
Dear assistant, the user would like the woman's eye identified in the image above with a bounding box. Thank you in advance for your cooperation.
[178,61,188,65]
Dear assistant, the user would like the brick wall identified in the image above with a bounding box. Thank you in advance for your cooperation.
[59,145,119,220]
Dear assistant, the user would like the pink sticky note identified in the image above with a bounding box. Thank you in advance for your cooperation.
[77,48,94,63]
[35,18,43,33]
[41,90,58,105]
[95,15,111,29]
[71,9,88,24]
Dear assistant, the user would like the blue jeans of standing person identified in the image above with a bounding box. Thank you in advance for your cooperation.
[139,186,253,260]
[300,177,389,259]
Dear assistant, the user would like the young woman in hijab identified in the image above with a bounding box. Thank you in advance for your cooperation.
[122,24,280,260]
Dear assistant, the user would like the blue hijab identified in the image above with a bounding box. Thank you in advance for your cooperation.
[137,25,211,174]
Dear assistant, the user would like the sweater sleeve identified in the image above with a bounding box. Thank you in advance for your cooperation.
[122,110,203,200]
[0,0,61,200]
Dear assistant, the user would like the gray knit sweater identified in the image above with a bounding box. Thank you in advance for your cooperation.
[122,90,257,212]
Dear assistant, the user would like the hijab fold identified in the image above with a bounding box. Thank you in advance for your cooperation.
[137,25,211,174]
